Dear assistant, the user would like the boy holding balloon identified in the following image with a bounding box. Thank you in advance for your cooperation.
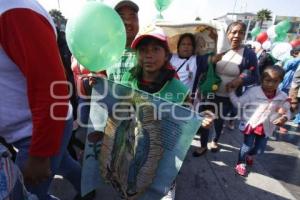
[70,0,140,129]
[107,0,140,83]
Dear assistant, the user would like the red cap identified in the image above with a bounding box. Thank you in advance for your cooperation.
[131,25,167,49]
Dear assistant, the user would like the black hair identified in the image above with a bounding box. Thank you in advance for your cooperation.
[258,52,277,75]
[226,21,247,34]
[177,33,196,54]
[261,65,285,82]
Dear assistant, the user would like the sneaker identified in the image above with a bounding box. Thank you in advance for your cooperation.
[235,163,247,176]
[246,155,254,166]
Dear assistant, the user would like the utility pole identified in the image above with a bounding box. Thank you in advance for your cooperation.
[57,0,61,10]
[245,17,252,42]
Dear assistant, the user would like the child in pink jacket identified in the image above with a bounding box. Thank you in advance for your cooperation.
[229,65,291,176]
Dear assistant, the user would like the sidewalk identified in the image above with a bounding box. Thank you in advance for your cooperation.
[50,122,300,200]
[175,121,299,200]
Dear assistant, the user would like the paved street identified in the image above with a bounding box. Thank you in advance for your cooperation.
[50,121,300,200]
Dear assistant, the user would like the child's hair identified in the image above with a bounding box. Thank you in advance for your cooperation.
[177,33,196,54]
[261,65,285,82]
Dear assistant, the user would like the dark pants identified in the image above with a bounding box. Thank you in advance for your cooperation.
[212,95,235,143]
[197,101,213,148]
[197,127,209,148]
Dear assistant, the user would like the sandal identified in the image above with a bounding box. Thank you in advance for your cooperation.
[192,147,207,157]
[210,141,219,152]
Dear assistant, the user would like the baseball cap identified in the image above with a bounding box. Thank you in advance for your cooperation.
[114,0,139,13]
[131,25,168,49]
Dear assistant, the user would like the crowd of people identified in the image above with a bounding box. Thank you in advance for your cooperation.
[0,0,299,199]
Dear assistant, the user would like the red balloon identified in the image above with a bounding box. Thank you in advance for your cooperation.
[256,32,268,44]
[290,40,300,48]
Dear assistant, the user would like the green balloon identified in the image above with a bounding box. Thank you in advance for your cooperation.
[66,2,126,72]
[250,27,261,37]
[274,33,287,42]
[154,0,173,12]
[275,19,291,34]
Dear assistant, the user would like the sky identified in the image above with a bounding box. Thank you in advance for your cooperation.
[38,0,299,26]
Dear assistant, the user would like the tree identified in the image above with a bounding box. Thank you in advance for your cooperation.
[49,9,67,28]
[195,16,201,21]
[256,9,272,28]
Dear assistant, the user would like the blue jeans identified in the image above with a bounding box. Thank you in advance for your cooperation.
[237,133,268,164]
[13,118,81,200]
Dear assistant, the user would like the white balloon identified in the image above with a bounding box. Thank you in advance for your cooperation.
[267,25,277,39]
[262,40,272,50]
[252,41,262,49]
[271,42,292,61]
[245,40,254,46]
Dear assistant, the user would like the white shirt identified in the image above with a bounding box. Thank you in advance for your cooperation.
[216,48,244,97]
[170,54,197,92]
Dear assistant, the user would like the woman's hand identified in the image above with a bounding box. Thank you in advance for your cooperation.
[88,76,97,86]
[200,110,215,129]
[226,77,243,92]
[211,51,227,64]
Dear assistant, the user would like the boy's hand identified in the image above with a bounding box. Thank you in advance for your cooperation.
[23,156,51,185]
[272,116,288,126]
[226,77,243,92]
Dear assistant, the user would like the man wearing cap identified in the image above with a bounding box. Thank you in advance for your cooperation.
[86,1,140,147]
[107,0,139,83]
